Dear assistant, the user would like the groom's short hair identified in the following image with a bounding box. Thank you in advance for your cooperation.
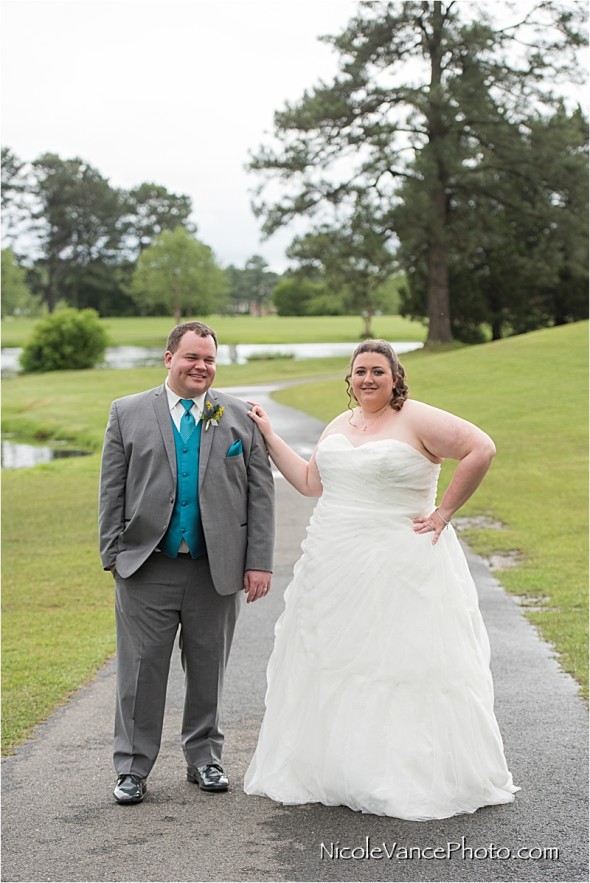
[166,321,218,353]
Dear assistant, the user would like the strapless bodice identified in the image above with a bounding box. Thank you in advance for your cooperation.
[316,433,441,519]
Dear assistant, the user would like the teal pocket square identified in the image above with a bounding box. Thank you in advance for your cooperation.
[226,439,243,457]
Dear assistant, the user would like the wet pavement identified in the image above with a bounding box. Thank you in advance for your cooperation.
[1,384,588,883]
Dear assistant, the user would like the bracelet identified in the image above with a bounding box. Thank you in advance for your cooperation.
[433,507,450,527]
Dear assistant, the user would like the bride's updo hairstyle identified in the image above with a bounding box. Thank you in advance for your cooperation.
[345,339,409,412]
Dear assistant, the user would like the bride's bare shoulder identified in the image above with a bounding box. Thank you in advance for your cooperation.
[318,410,355,441]
[331,410,355,427]
[403,398,429,410]
[402,399,444,420]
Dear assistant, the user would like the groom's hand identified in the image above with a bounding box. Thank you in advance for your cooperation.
[243,570,272,604]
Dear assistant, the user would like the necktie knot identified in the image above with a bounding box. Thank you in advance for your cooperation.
[179,399,196,441]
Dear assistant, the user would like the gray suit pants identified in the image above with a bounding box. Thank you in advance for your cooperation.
[113,553,241,778]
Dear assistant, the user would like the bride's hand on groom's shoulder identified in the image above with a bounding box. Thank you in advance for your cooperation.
[247,401,273,439]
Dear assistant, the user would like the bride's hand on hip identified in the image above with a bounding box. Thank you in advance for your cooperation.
[247,401,273,439]
[412,511,446,545]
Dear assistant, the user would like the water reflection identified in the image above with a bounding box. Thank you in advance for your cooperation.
[2,438,91,469]
[2,340,422,374]
[1,348,22,374]
[103,346,164,368]
[227,341,422,363]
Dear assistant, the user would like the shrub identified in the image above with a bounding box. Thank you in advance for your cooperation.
[20,308,109,373]
[273,278,333,316]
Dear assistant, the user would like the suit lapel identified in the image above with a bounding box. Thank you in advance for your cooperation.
[153,385,177,478]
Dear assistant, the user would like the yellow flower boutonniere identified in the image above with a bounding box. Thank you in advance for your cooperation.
[201,400,224,431]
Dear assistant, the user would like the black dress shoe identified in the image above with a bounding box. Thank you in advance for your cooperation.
[187,763,229,792]
[114,774,147,804]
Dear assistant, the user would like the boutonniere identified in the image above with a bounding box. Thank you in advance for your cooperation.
[201,399,224,431]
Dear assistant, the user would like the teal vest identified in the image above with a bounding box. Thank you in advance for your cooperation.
[160,420,206,558]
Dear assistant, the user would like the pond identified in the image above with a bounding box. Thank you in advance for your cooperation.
[1,340,423,374]
[1,437,92,470]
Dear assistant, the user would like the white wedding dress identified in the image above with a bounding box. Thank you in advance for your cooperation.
[244,434,518,820]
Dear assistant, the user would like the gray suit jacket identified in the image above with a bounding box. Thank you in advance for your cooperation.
[99,384,275,594]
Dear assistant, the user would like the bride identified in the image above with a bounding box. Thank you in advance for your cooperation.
[244,339,518,820]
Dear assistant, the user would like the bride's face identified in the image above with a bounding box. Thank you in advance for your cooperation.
[350,353,395,410]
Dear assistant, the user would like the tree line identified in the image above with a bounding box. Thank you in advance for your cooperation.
[1,149,282,320]
[2,1,588,343]
[0,146,401,327]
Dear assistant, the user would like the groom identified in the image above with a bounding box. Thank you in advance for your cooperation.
[99,321,274,804]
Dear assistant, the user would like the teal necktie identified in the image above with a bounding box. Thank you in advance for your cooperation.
[179,399,196,442]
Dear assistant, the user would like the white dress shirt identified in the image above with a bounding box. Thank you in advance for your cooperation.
[165,381,207,431]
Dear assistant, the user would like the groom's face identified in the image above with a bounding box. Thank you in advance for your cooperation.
[165,331,217,398]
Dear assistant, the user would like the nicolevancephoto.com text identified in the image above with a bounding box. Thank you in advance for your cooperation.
[319,835,560,863]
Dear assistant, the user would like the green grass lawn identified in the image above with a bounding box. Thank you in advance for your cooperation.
[2,456,115,750]
[1,313,426,348]
[2,321,587,754]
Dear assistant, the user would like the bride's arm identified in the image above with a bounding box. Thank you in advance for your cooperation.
[409,400,496,525]
[248,402,323,497]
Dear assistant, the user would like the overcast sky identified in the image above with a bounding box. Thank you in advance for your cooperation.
[1,0,361,272]
[2,1,587,275]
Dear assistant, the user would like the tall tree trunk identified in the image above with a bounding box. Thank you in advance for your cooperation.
[425,2,453,345]
[361,308,373,338]
[491,318,502,340]
[46,261,59,313]
[426,233,451,343]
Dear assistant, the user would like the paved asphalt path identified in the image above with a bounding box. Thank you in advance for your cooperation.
[2,385,588,883]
